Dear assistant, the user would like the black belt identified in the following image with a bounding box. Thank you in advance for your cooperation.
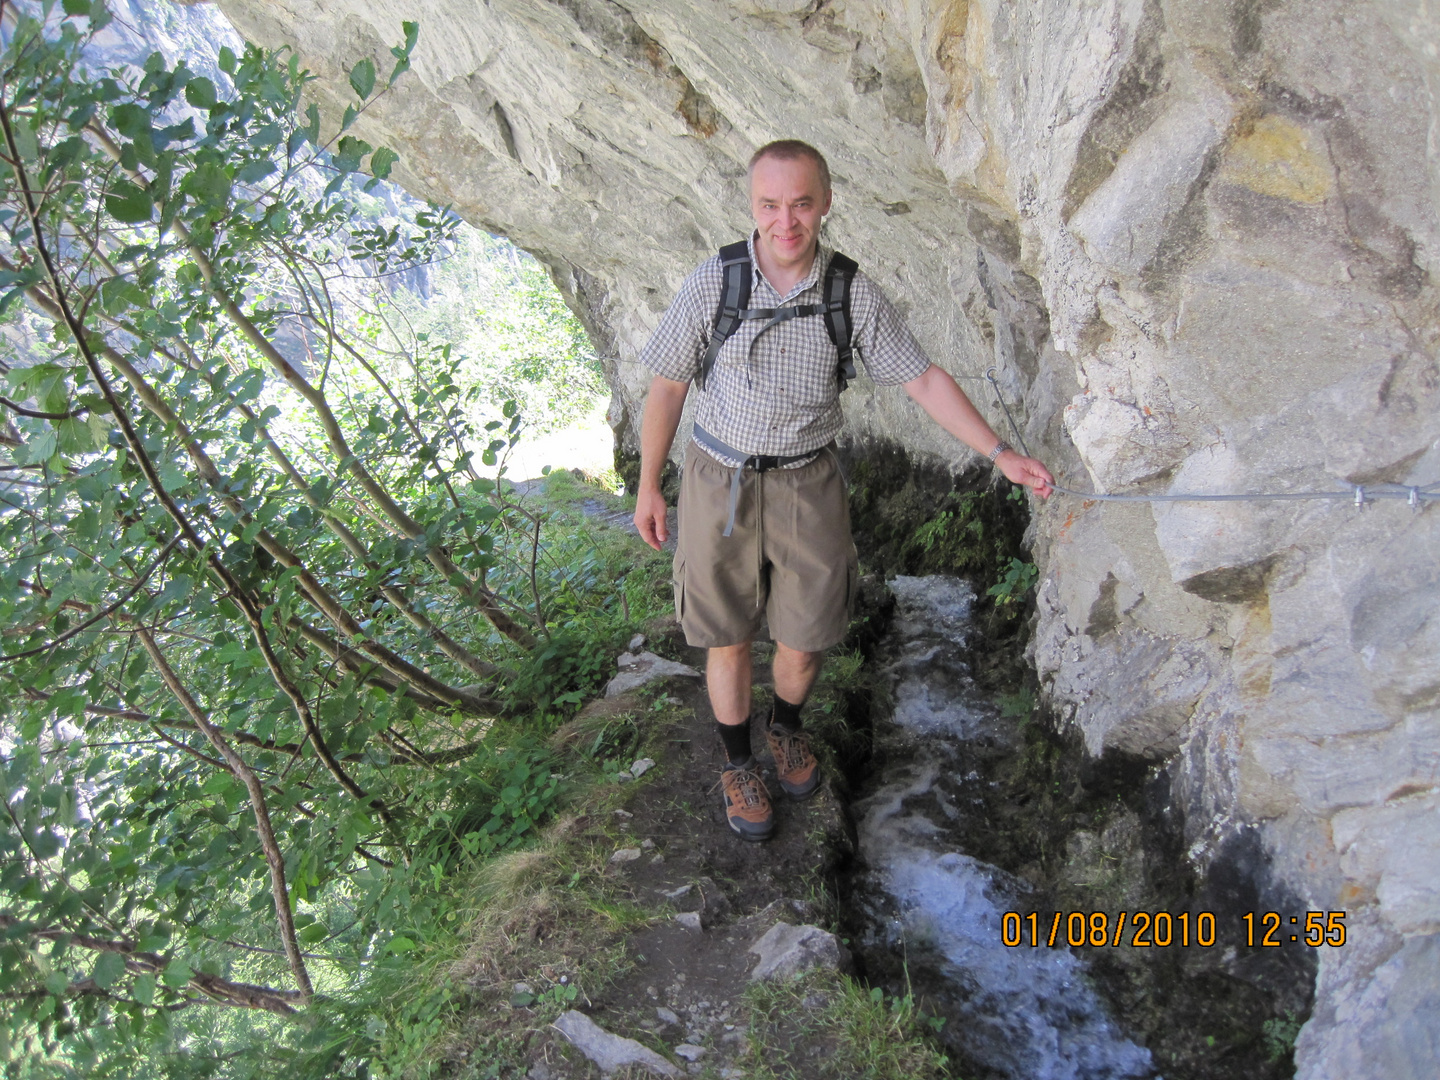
[691,424,819,537]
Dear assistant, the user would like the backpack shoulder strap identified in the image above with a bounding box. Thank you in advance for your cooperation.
[822,251,859,391]
[699,241,752,390]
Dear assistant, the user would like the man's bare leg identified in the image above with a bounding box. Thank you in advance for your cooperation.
[772,642,822,707]
[708,641,821,727]
[707,641,753,729]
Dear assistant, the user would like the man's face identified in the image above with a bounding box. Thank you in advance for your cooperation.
[750,154,831,275]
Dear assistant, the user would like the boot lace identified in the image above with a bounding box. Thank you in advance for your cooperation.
[771,729,814,774]
[717,766,769,808]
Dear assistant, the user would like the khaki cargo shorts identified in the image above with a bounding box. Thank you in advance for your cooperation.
[673,443,859,652]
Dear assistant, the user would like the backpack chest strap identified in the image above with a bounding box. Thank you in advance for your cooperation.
[699,242,860,391]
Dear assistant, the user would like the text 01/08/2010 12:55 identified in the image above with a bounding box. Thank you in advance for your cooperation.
[1000,910,1348,948]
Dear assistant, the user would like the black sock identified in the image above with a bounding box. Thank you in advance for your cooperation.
[771,694,803,733]
[718,719,753,765]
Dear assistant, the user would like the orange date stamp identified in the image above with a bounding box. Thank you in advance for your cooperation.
[1003,910,1218,948]
[1001,910,1348,948]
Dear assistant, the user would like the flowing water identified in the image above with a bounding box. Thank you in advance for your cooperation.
[850,576,1156,1080]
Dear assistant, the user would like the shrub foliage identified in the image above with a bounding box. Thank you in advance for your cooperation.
[0,4,627,1074]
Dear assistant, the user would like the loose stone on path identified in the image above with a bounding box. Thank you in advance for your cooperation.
[552,1010,680,1076]
[604,651,700,697]
[747,922,849,982]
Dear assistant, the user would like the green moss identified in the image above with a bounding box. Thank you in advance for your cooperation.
[842,440,1030,593]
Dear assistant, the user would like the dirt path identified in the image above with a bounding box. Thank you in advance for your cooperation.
[522,630,852,1078]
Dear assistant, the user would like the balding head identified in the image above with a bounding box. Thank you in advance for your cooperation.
[748,140,831,196]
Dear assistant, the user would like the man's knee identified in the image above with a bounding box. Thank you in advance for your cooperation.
[774,642,823,675]
[708,640,752,662]
[774,641,821,662]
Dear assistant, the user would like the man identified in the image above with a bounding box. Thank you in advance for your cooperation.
[634,140,1054,841]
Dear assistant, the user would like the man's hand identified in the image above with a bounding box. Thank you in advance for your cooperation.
[996,451,1054,499]
[903,365,1056,499]
[633,375,689,551]
[634,485,670,551]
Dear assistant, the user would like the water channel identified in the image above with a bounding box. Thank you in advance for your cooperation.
[848,575,1157,1080]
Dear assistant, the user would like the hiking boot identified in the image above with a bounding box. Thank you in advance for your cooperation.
[718,759,773,842]
[767,722,820,799]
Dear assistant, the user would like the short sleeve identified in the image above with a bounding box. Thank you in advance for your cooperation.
[850,273,933,386]
[638,260,717,384]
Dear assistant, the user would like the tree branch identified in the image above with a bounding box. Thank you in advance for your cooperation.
[132,628,314,1002]
[0,537,179,662]
[0,393,86,420]
[0,915,303,1017]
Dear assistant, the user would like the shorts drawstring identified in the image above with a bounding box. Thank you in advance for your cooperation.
[692,423,819,537]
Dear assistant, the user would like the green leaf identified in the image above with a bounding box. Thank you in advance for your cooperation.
[218,46,237,74]
[184,77,217,110]
[0,286,29,316]
[232,367,264,402]
[23,429,57,464]
[334,135,371,173]
[201,772,233,795]
[369,146,399,180]
[105,181,153,224]
[10,122,38,162]
[298,922,329,944]
[86,410,110,448]
[91,951,125,990]
[48,687,86,719]
[184,161,232,207]
[160,960,192,988]
[348,58,376,100]
[386,936,415,954]
[62,0,90,14]
[155,574,192,607]
[110,103,151,141]
[237,158,277,184]
[30,829,61,859]
[132,973,155,1007]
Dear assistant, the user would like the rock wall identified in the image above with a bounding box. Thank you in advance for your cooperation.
[212,0,1439,1073]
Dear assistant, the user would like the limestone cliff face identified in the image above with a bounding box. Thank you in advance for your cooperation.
[213,0,1438,1072]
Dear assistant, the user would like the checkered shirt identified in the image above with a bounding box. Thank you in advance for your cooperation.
[640,236,933,465]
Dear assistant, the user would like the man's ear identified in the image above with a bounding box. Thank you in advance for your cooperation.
[822,190,833,216]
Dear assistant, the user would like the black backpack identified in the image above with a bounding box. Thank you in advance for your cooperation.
[697,240,860,391]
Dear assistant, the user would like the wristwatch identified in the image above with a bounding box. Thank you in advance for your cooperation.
[988,440,1011,463]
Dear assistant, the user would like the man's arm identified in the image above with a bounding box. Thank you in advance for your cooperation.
[902,364,1054,497]
[633,375,691,550]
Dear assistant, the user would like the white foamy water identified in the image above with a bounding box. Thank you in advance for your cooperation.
[853,576,1155,1080]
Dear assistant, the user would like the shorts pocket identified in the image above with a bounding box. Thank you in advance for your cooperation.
[672,552,686,622]
[843,552,860,617]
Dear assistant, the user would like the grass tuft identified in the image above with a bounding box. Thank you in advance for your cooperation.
[741,969,952,1079]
